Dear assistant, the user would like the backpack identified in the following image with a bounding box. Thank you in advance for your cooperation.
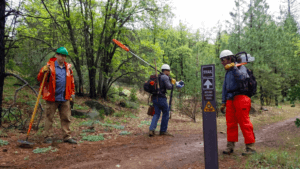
[245,68,257,98]
[144,74,161,95]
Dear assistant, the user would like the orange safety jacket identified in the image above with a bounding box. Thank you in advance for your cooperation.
[37,57,75,102]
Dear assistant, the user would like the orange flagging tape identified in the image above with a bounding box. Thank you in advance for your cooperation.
[113,39,129,52]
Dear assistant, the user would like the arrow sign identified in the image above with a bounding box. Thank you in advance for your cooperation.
[203,79,213,90]
[204,79,212,89]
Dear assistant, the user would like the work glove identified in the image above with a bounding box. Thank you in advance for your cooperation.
[225,63,235,70]
[176,80,185,89]
[220,103,226,114]
[42,65,50,72]
[171,78,176,85]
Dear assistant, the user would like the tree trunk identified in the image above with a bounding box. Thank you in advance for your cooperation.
[275,95,278,106]
[281,89,287,102]
[0,0,5,125]
[97,68,103,96]
[73,59,84,96]
[88,68,97,98]
[260,85,264,109]
[101,77,109,99]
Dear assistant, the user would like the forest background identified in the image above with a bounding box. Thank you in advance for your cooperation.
[1,0,300,122]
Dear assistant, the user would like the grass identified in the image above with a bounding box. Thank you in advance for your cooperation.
[82,134,105,142]
[0,130,8,137]
[0,139,9,146]
[33,146,58,154]
[244,148,300,168]
[73,104,89,110]
[119,131,131,135]
[82,129,95,133]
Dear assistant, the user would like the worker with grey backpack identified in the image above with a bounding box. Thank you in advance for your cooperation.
[219,50,257,156]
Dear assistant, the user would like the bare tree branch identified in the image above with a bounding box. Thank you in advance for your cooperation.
[5,73,44,129]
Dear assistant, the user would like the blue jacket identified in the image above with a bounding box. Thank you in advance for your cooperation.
[222,65,249,104]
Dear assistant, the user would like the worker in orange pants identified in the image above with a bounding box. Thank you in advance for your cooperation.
[226,95,255,143]
[219,50,256,156]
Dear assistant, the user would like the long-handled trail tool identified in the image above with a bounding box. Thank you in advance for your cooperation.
[18,71,49,148]
[112,39,174,118]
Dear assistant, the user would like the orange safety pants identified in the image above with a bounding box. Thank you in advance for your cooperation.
[226,95,255,144]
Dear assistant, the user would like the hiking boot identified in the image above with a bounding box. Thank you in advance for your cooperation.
[64,138,77,144]
[159,131,173,137]
[242,143,256,156]
[223,142,235,155]
[149,130,155,137]
[43,137,53,144]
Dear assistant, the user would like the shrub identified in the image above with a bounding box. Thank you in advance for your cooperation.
[130,87,138,102]
[113,111,125,117]
[98,109,105,120]
[295,118,300,128]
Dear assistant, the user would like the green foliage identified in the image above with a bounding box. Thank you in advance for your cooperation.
[288,84,300,104]
[79,120,100,126]
[124,113,138,119]
[98,109,105,120]
[118,86,124,93]
[0,139,9,146]
[119,131,131,135]
[141,121,152,125]
[244,149,300,168]
[6,59,21,72]
[140,121,160,126]
[79,120,124,129]
[125,101,139,109]
[24,156,29,160]
[80,133,87,136]
[82,134,104,142]
[130,87,138,102]
[2,107,22,122]
[73,115,87,119]
[33,146,57,154]
[295,118,300,128]
[73,104,89,110]
[3,96,13,102]
[101,123,125,130]
[5,0,300,112]
[82,129,95,133]
[113,111,125,117]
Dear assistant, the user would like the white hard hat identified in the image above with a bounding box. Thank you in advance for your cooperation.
[161,64,170,70]
[219,50,234,59]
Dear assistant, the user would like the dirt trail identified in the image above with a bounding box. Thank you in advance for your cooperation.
[3,115,299,169]
[67,115,300,169]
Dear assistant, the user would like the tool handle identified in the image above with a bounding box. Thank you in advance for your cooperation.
[154,59,160,90]
[27,71,48,136]
[112,39,129,52]
[236,62,247,67]
[169,85,174,119]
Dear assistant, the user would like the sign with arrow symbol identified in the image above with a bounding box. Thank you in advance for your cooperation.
[203,79,213,90]
[201,64,218,169]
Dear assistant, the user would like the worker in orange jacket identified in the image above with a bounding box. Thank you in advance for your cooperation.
[37,47,76,144]
[219,50,256,156]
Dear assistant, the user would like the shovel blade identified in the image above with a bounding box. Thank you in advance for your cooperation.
[18,140,34,145]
